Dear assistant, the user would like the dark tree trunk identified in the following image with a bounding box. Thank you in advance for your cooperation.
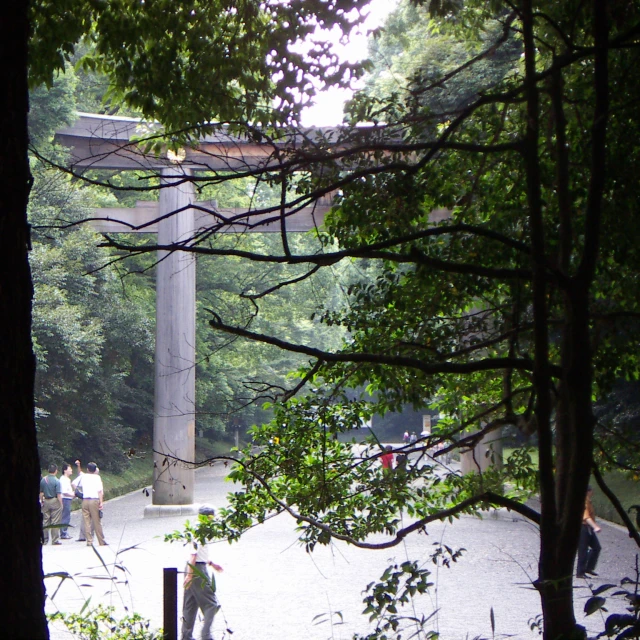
[523,0,609,634]
[537,288,595,640]
[0,1,49,638]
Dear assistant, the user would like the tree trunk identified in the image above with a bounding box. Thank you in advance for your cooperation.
[538,577,585,640]
[0,1,49,637]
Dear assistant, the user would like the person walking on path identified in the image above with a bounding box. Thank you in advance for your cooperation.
[58,463,74,539]
[576,486,602,578]
[182,505,223,640]
[40,464,63,545]
[78,462,107,546]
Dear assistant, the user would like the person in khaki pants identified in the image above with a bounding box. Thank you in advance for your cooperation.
[40,464,63,545]
[182,505,222,640]
[78,462,107,546]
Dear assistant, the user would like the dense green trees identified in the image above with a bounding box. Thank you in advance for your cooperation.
[28,75,155,471]
[195,231,350,438]
[28,70,351,469]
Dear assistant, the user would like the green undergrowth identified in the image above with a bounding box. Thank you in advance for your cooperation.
[100,456,154,502]
[98,439,238,501]
[194,436,239,463]
[591,470,640,527]
[57,439,238,510]
[502,448,640,528]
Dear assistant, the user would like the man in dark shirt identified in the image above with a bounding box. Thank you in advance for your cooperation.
[39,464,63,545]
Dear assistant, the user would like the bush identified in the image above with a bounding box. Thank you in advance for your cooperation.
[48,605,161,640]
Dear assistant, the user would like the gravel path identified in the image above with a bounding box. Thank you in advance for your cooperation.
[43,460,640,639]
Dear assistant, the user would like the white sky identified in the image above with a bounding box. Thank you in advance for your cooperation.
[300,0,397,127]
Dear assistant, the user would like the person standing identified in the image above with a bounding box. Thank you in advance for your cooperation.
[73,460,104,542]
[576,486,602,578]
[40,464,63,545]
[58,463,74,539]
[182,505,223,640]
[380,446,394,472]
[72,460,87,541]
[79,462,106,546]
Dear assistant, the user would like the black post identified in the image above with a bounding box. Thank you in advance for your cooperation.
[163,567,178,640]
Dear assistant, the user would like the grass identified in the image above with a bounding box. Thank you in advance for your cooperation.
[47,438,239,511]
[100,456,154,501]
[98,438,239,500]
[503,447,640,527]
[194,436,239,463]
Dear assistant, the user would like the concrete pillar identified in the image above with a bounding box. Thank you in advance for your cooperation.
[460,426,503,475]
[147,168,197,512]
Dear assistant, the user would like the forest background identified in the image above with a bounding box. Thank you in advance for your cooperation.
[31,68,364,477]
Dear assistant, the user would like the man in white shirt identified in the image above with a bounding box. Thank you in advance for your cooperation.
[182,505,222,640]
[58,463,75,539]
[75,462,106,546]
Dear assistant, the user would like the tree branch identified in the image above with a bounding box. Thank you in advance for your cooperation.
[592,464,640,548]
[206,314,541,376]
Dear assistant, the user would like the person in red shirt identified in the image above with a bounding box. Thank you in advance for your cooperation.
[381,446,394,472]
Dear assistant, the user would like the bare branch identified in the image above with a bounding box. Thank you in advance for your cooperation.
[592,464,640,548]
[240,265,321,300]
[206,314,539,376]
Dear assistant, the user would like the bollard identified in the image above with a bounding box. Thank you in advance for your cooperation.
[163,567,178,640]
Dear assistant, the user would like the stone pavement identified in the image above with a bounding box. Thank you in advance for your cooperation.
[44,460,640,640]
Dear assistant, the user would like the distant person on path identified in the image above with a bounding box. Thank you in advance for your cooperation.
[40,464,62,545]
[73,460,104,542]
[77,462,106,546]
[403,431,409,444]
[72,460,87,541]
[409,432,418,444]
[182,505,223,640]
[576,486,602,578]
[59,463,75,539]
[380,446,394,472]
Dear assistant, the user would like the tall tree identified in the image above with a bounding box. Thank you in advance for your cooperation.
[0,0,47,636]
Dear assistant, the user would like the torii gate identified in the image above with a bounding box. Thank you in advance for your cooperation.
[56,113,333,516]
